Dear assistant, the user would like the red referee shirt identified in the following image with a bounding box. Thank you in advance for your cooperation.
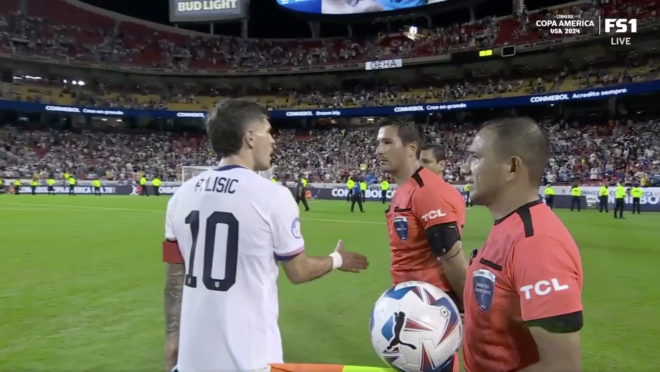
[386,167,463,293]
[463,200,583,372]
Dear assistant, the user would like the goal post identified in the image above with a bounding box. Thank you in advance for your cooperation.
[181,165,277,182]
[181,166,213,182]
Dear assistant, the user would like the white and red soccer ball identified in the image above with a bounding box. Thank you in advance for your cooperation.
[370,281,463,372]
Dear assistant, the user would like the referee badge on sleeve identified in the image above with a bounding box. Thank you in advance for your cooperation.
[473,269,496,311]
[393,216,408,241]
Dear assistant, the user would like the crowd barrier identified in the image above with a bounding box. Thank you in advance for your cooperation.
[0,80,657,119]
[298,185,660,211]
[6,182,660,211]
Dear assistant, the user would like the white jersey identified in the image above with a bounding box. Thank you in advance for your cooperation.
[165,165,305,372]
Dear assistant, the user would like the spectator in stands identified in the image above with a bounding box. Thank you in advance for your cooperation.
[2,118,659,185]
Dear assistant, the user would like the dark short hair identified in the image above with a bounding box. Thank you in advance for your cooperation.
[206,99,269,158]
[419,143,445,162]
[378,117,423,147]
[481,117,549,184]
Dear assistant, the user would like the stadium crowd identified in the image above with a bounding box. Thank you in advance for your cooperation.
[1,118,659,186]
[1,0,657,114]
[0,0,657,71]
[0,0,659,187]
[6,57,658,112]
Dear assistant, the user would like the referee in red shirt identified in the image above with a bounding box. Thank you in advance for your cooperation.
[377,119,467,372]
[461,118,584,372]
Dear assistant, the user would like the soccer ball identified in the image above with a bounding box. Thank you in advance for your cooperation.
[369,281,462,372]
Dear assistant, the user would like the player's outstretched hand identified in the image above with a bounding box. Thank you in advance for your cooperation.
[335,239,369,273]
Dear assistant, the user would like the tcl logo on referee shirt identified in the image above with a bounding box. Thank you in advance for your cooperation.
[421,209,446,222]
[519,278,569,300]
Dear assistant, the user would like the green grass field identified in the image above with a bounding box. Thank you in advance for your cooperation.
[1,195,659,372]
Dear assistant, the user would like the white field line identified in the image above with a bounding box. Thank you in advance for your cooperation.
[0,202,473,225]
[0,202,385,225]
[2,208,66,211]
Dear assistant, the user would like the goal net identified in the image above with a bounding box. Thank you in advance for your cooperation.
[181,165,276,182]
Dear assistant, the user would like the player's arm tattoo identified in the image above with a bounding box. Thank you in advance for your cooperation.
[165,263,185,338]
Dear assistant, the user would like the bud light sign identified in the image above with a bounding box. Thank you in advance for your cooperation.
[169,0,246,23]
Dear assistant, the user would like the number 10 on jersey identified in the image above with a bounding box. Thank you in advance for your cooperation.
[184,210,239,291]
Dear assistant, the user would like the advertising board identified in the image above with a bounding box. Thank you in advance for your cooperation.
[365,59,403,71]
[169,0,247,22]
[6,182,659,212]
[2,80,656,119]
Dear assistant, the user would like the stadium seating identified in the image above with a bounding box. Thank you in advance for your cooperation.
[1,0,659,187]
[6,60,658,112]
[2,0,657,70]
[1,118,658,187]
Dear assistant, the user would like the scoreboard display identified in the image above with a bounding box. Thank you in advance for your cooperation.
[276,0,449,15]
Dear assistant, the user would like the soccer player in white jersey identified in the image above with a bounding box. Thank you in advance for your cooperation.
[162,99,369,372]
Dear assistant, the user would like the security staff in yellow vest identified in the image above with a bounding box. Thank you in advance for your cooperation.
[295,176,309,211]
[570,183,582,212]
[544,183,555,209]
[30,178,39,195]
[47,177,56,195]
[139,175,149,197]
[152,177,162,197]
[0,178,4,193]
[346,177,355,203]
[63,172,70,181]
[464,183,472,207]
[360,179,367,202]
[92,178,102,196]
[14,179,21,195]
[614,182,626,219]
[598,182,609,213]
[350,181,364,213]
[631,184,643,214]
[380,179,390,204]
[270,177,277,184]
[68,176,76,196]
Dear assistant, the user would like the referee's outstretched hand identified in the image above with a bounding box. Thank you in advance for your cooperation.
[335,240,369,273]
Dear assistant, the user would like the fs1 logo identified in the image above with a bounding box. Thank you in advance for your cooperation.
[519,278,569,300]
[421,209,446,222]
[604,19,637,46]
